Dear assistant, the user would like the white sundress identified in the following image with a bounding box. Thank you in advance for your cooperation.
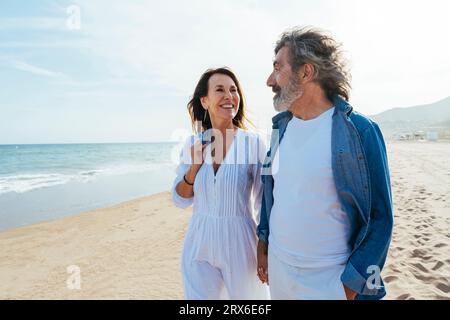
[171,128,269,299]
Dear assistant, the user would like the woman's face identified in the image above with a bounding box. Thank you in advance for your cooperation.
[201,73,240,125]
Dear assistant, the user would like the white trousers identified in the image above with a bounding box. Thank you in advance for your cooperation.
[268,246,347,300]
[182,259,270,300]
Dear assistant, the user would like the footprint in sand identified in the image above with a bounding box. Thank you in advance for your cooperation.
[436,283,450,294]
[384,275,398,283]
[411,263,429,273]
[432,261,444,271]
[411,248,426,257]
[413,273,434,282]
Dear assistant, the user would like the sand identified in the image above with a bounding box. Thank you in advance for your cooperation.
[0,141,449,300]
[383,141,450,300]
[0,192,191,299]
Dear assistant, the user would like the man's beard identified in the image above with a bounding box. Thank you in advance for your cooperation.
[273,76,304,112]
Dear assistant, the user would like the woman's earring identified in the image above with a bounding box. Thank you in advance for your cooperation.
[203,109,208,122]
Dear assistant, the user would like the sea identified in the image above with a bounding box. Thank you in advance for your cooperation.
[0,143,180,232]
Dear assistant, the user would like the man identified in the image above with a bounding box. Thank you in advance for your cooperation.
[256,27,393,300]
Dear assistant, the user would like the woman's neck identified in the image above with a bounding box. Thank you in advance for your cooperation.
[210,119,236,138]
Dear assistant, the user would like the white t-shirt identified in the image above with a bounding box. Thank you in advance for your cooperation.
[269,107,351,268]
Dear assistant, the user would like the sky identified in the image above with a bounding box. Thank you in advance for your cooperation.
[1,0,449,144]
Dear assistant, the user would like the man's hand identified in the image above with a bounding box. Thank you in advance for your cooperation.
[257,240,269,284]
[343,284,357,300]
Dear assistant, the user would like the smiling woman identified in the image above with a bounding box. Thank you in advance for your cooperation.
[171,67,269,300]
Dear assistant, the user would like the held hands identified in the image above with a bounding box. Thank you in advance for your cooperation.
[255,238,357,300]
[257,240,269,284]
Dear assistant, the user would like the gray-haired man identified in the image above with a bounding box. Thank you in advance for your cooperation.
[257,27,393,300]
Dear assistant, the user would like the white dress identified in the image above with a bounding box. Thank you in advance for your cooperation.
[172,128,269,299]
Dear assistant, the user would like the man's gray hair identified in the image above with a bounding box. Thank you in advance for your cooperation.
[275,26,351,101]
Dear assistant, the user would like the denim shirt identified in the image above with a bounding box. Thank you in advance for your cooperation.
[257,96,394,300]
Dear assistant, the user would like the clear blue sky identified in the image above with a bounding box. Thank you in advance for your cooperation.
[1,0,449,144]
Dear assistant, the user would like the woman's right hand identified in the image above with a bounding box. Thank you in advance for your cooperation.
[184,140,209,184]
[190,139,208,171]
[175,139,209,198]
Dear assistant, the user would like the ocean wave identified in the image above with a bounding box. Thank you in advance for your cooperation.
[0,173,73,195]
[0,163,175,195]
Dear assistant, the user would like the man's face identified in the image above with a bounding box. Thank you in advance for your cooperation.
[266,45,303,112]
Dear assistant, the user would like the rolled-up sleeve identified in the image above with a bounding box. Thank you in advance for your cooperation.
[251,135,267,224]
[256,139,271,244]
[171,136,195,209]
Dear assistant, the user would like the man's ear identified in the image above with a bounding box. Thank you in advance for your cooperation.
[299,63,315,83]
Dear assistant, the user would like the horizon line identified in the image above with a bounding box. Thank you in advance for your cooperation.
[0,141,178,146]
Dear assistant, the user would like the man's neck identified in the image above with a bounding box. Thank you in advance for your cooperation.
[289,87,333,121]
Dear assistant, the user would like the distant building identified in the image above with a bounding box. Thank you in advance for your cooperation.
[427,131,438,141]
[395,132,414,141]
[443,130,450,139]
[414,131,426,140]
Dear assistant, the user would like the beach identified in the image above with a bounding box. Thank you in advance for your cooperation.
[0,141,449,300]
[0,192,190,299]
[383,141,450,299]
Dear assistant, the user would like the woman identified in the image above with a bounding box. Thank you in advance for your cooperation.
[172,67,269,299]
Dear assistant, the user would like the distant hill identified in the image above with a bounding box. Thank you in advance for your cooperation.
[370,96,450,139]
